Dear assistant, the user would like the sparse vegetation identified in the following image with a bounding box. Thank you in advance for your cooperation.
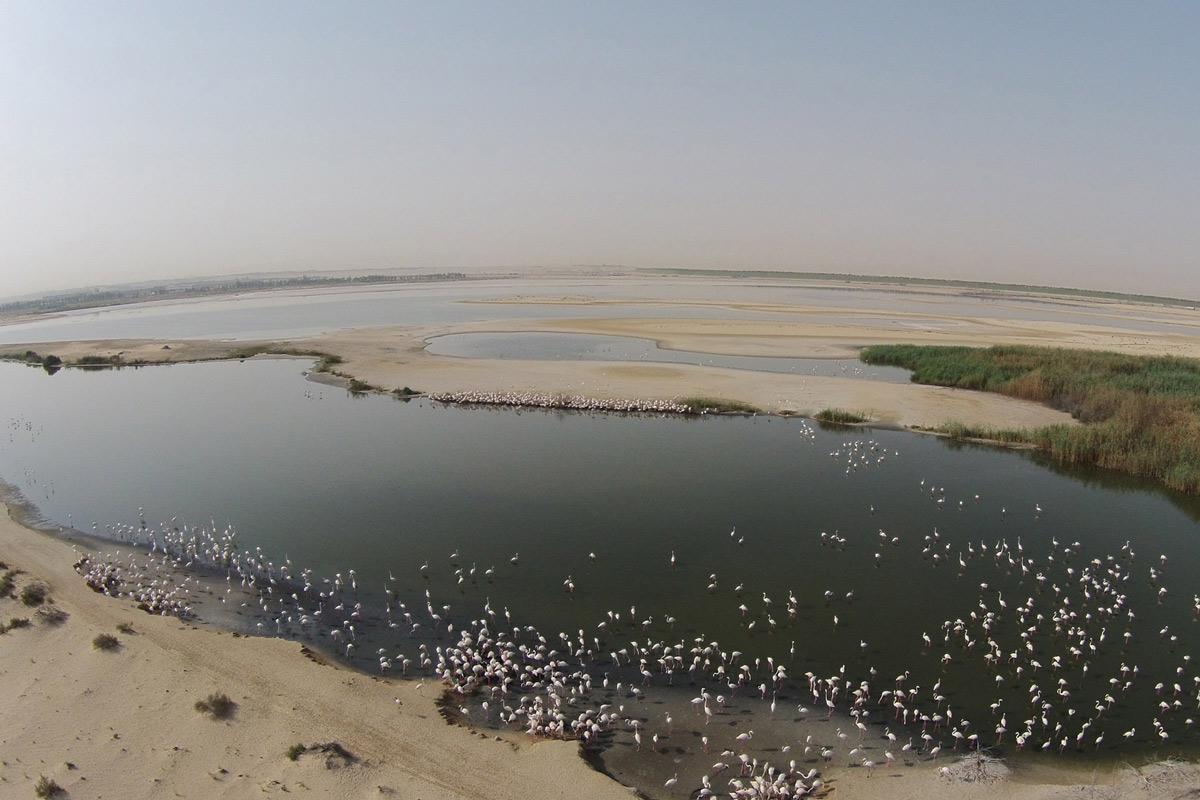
[92,632,120,650]
[814,408,869,424]
[314,354,344,373]
[0,569,16,598]
[19,583,47,606]
[861,343,1200,494]
[309,741,357,768]
[286,742,306,761]
[194,691,236,719]
[2,617,32,633]
[34,775,63,798]
[677,396,758,413]
[74,353,124,368]
[346,378,371,394]
[0,350,61,372]
[393,386,419,398]
[36,605,69,626]
[117,622,136,634]
[231,344,329,361]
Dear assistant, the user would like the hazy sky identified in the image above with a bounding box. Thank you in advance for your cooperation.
[2,2,1198,299]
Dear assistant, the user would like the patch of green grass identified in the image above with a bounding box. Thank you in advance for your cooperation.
[677,396,758,414]
[286,742,306,761]
[92,632,120,650]
[195,691,236,719]
[814,408,868,424]
[861,343,1200,494]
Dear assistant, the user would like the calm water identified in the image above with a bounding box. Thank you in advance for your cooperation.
[425,331,913,382]
[3,357,1200,778]
[3,277,1199,343]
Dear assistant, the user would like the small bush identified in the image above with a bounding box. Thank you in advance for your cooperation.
[814,407,868,424]
[19,583,48,606]
[678,396,758,413]
[6,617,32,630]
[286,742,306,761]
[34,775,63,798]
[93,633,120,650]
[346,378,371,394]
[195,692,236,719]
[117,622,136,634]
[0,569,16,597]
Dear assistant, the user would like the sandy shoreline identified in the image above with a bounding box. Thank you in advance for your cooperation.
[0,505,638,800]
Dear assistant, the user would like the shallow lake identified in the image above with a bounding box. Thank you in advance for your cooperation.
[3,356,1200,783]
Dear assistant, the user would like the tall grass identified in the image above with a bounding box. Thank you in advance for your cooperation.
[677,396,758,413]
[814,408,868,424]
[860,344,1200,494]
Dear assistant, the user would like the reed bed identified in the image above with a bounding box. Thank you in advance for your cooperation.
[861,344,1200,494]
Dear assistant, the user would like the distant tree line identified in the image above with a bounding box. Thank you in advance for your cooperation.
[0,272,468,317]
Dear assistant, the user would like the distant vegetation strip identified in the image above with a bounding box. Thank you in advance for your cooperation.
[639,268,1200,308]
[860,344,1200,494]
[1,345,338,374]
[0,272,469,317]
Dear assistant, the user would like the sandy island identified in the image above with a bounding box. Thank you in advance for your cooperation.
[4,280,1200,798]
[25,286,1200,430]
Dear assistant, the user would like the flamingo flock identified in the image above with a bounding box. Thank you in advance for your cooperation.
[58,429,1200,800]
